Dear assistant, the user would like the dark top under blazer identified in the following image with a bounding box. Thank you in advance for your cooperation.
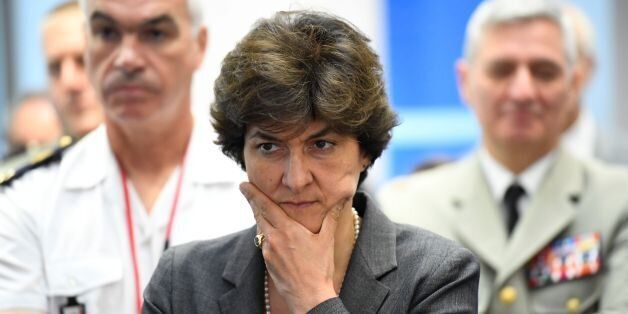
[143,193,480,313]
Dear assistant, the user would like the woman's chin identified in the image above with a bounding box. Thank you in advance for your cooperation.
[280,206,325,233]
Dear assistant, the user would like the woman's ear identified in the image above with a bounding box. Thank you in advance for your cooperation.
[360,152,371,171]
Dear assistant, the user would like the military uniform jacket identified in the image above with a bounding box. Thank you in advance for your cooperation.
[378,149,628,313]
[0,123,254,313]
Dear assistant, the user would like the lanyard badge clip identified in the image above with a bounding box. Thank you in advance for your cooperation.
[60,296,86,314]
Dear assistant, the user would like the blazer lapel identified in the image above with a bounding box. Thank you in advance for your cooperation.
[341,194,395,313]
[496,151,582,286]
[453,156,508,270]
[218,227,266,314]
[217,195,397,313]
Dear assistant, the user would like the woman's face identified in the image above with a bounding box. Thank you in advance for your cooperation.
[243,120,369,233]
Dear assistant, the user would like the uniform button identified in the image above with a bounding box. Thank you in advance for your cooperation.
[566,297,580,313]
[59,135,73,148]
[0,169,14,183]
[499,286,517,305]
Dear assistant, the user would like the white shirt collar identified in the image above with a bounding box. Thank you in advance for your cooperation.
[479,147,557,202]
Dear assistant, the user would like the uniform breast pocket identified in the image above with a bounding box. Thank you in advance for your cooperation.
[46,257,123,314]
[531,275,602,314]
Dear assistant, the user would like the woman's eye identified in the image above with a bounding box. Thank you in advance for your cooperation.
[313,140,334,150]
[258,143,278,153]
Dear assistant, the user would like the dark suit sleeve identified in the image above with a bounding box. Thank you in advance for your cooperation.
[308,297,349,314]
[143,248,175,314]
[412,246,480,314]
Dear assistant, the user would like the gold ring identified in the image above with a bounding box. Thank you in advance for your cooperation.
[254,234,265,248]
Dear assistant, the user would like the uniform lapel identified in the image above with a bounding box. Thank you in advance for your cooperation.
[453,156,508,271]
[218,227,266,313]
[496,151,583,286]
[340,194,394,313]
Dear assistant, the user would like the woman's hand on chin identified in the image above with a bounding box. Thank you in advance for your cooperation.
[239,182,350,312]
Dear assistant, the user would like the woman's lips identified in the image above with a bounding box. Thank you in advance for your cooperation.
[280,201,317,210]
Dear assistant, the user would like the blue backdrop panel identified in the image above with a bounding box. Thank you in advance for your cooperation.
[391,143,475,176]
[385,0,482,180]
[387,0,480,109]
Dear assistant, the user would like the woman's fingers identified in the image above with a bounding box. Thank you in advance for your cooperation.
[319,197,352,237]
[240,182,290,229]
[240,182,345,311]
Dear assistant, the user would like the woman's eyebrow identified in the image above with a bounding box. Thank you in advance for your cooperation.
[247,130,279,141]
[247,126,333,141]
[306,127,333,140]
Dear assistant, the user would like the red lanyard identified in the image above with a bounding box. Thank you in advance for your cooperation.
[120,163,185,314]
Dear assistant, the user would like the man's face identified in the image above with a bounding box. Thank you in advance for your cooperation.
[42,9,103,137]
[84,0,206,127]
[457,19,580,152]
[9,97,63,150]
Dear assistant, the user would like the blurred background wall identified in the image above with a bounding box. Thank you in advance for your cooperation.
[0,0,624,189]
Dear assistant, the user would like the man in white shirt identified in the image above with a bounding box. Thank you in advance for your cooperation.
[378,0,628,313]
[1,2,104,180]
[559,3,597,160]
[2,93,63,164]
[0,0,253,313]
[41,1,104,139]
[559,3,628,164]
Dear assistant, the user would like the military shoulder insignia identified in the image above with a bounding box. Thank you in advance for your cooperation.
[0,136,74,187]
[527,232,602,288]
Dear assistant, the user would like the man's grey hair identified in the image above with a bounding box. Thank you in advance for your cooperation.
[463,0,577,67]
[562,2,596,62]
[77,0,204,33]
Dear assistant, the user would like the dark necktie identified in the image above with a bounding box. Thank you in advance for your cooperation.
[504,183,526,236]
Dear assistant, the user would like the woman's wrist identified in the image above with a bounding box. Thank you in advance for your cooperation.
[294,288,338,313]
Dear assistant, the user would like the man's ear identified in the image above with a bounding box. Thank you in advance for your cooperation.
[570,59,588,99]
[455,59,472,109]
[192,26,208,69]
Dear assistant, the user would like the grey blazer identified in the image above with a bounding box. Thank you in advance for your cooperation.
[143,193,480,313]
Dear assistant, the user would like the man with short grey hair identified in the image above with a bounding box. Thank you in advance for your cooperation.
[379,0,628,313]
[42,1,103,139]
[0,1,101,180]
[77,0,205,33]
[559,3,628,164]
[0,1,253,313]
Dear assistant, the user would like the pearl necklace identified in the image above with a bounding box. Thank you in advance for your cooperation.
[264,207,361,314]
